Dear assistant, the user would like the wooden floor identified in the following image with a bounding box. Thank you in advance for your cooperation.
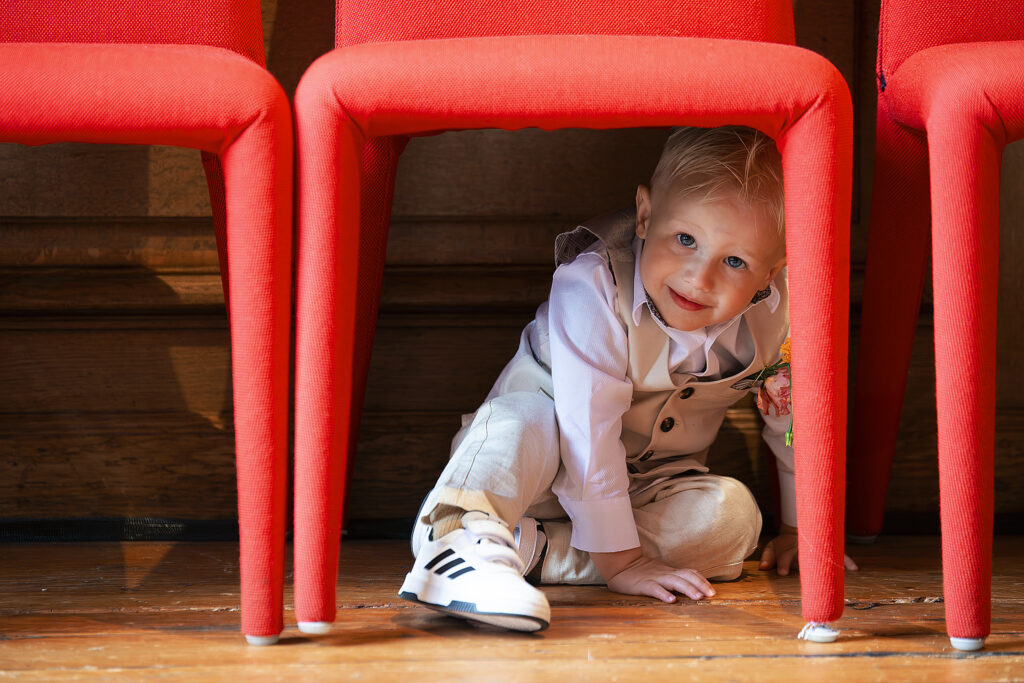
[1,537,1023,681]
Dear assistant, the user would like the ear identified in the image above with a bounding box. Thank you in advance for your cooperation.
[635,185,652,239]
[764,252,787,287]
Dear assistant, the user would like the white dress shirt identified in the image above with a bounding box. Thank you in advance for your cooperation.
[546,237,794,553]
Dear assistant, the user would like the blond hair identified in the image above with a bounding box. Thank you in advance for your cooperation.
[650,126,784,235]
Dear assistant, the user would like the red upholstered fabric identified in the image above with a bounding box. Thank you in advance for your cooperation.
[335,0,794,46]
[877,0,1024,78]
[294,2,853,633]
[1,4,291,641]
[1,0,264,64]
[850,0,1024,642]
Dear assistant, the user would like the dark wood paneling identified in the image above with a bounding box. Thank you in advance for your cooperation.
[0,217,572,268]
[0,269,224,313]
[1,412,237,518]
[2,1,1023,535]
[1,217,1022,524]
[1,317,232,414]
[0,218,218,268]
[0,143,154,217]
[392,129,667,219]
[3,296,1024,524]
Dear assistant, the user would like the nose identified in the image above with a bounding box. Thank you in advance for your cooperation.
[681,257,715,293]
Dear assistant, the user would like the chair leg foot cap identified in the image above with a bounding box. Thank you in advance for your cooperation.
[245,634,280,646]
[845,533,879,545]
[950,637,985,651]
[298,621,333,635]
[797,622,839,643]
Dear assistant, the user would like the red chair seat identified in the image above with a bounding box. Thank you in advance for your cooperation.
[297,35,846,132]
[0,43,286,146]
[886,41,1024,132]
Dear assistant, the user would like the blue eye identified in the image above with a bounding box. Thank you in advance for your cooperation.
[725,256,746,269]
[676,233,695,247]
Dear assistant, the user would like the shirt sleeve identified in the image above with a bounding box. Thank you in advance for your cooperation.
[547,252,640,553]
[760,395,797,529]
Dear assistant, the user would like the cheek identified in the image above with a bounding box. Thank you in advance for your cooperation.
[639,252,670,287]
[721,277,759,308]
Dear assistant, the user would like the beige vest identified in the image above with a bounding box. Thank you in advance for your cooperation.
[549,208,790,482]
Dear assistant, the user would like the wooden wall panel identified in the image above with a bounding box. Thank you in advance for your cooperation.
[4,278,1024,528]
[392,129,666,219]
[1,0,1023,536]
[2,413,237,518]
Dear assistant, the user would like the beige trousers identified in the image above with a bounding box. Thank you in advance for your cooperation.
[416,391,762,584]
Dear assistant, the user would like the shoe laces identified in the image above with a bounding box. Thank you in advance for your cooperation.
[462,516,525,573]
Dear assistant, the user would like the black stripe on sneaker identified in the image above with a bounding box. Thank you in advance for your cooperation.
[434,558,465,574]
[423,549,455,570]
[447,566,476,579]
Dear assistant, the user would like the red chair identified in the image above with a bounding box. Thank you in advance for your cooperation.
[849,0,1024,651]
[294,0,853,640]
[0,0,293,644]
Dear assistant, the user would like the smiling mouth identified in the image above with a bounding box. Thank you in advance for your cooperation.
[669,288,708,312]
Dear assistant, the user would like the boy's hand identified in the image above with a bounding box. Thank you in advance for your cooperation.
[759,524,859,575]
[591,547,715,602]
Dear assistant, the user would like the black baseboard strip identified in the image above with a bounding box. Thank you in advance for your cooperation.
[0,518,240,542]
[1,515,1018,543]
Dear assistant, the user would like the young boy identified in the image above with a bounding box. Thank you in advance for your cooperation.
[399,126,837,632]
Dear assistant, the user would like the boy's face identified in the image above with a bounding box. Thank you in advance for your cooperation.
[635,184,786,332]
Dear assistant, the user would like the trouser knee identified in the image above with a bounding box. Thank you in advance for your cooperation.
[426,391,561,529]
[638,475,762,580]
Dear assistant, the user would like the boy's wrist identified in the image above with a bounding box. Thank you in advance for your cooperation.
[778,523,797,535]
[590,546,644,582]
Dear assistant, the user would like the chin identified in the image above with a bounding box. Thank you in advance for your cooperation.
[667,316,708,332]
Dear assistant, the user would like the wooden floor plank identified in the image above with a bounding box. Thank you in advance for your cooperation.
[2,537,1023,681]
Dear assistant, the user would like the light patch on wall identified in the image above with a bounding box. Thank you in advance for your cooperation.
[147,146,211,217]
[119,543,174,589]
[166,344,233,430]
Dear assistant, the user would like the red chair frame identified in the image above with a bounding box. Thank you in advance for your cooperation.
[849,0,1024,651]
[294,0,853,639]
[0,0,293,644]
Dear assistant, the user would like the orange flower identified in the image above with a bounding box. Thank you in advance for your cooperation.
[780,337,792,365]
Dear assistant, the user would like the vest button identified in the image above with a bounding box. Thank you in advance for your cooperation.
[639,450,655,461]
[679,387,694,399]
[660,417,675,432]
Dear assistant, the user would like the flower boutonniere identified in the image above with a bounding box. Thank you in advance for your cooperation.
[731,337,794,446]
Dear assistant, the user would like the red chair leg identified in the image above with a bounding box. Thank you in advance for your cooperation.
[847,111,932,540]
[928,118,1000,650]
[885,41,1024,649]
[293,75,367,629]
[779,111,852,635]
[293,118,405,631]
[220,105,293,643]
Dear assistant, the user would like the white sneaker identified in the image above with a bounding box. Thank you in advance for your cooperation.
[399,511,551,632]
[411,504,545,577]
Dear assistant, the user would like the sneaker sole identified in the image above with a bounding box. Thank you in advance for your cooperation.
[398,590,549,632]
